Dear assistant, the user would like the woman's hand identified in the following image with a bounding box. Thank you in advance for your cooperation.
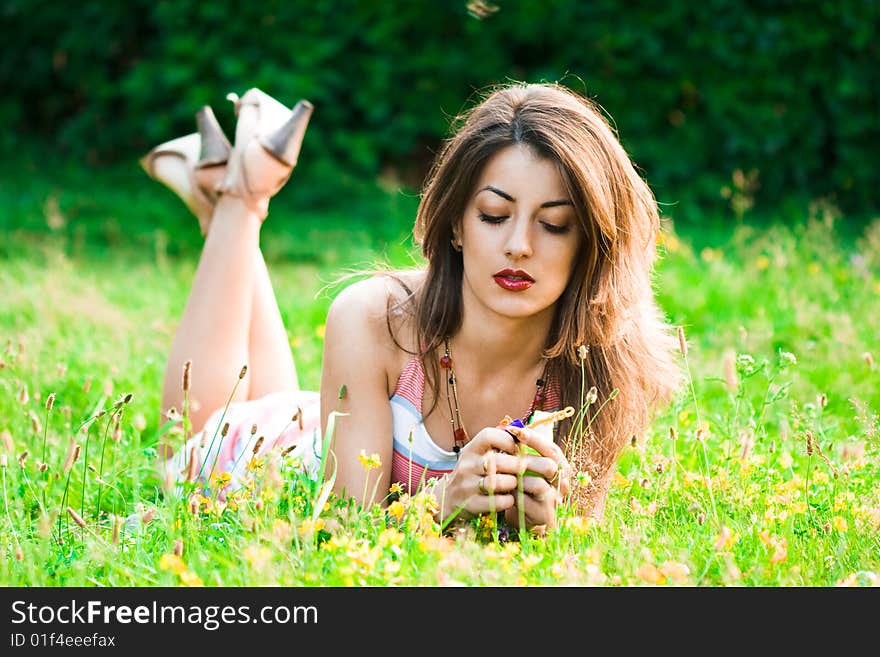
[431,426,523,524]
[502,423,573,534]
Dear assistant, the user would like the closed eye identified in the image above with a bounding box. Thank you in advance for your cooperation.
[478,211,507,224]
[541,221,570,234]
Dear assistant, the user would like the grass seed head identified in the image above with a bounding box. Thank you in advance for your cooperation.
[0,454,7,468]
[252,436,264,455]
[182,359,192,392]
[63,442,80,473]
[585,386,598,406]
[186,447,199,483]
[29,411,41,434]
[239,364,248,380]
[173,538,184,556]
[1,429,12,452]
[677,326,688,357]
[578,344,589,361]
[863,352,874,368]
[221,422,230,437]
[18,451,29,467]
[46,392,56,410]
[38,462,48,473]
[723,351,738,391]
[67,506,86,528]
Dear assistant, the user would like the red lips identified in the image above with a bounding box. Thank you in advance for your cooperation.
[493,268,534,291]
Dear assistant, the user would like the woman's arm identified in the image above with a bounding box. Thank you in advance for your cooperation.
[320,276,398,506]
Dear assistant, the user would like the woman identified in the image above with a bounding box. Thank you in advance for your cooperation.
[143,82,680,533]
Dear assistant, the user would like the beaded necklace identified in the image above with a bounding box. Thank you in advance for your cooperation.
[441,337,549,454]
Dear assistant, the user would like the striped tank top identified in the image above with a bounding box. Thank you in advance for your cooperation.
[389,357,561,494]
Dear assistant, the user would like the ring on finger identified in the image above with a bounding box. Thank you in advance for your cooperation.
[478,476,489,495]
[481,454,489,475]
[549,465,561,485]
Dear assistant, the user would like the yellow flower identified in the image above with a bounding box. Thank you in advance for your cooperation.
[755,255,770,271]
[562,515,595,535]
[358,449,382,472]
[832,516,848,532]
[315,324,326,339]
[419,511,438,535]
[807,262,820,275]
[389,482,404,496]
[612,472,630,488]
[159,554,186,576]
[179,570,204,587]
[378,528,405,548]
[297,517,325,537]
[387,501,405,521]
[636,563,665,585]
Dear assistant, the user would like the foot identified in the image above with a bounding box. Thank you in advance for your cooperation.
[219,88,314,220]
[140,106,231,236]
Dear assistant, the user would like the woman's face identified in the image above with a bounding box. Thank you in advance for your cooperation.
[458,144,582,324]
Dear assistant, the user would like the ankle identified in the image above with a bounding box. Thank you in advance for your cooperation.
[213,194,266,224]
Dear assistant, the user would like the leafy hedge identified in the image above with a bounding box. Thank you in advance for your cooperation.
[3,0,878,219]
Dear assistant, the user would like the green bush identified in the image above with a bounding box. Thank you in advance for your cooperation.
[3,0,878,220]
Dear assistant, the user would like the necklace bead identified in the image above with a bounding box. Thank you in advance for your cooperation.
[441,337,548,457]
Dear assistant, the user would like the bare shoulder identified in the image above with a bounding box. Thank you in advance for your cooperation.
[324,270,425,365]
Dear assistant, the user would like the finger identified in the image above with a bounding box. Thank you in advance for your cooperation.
[469,493,515,514]
[513,477,556,525]
[507,425,565,461]
[518,455,560,481]
[474,427,519,455]
[479,473,520,495]
[488,451,527,475]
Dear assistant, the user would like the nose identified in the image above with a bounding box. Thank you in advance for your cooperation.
[503,215,533,259]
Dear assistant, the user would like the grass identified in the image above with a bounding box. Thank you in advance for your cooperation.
[1,155,879,586]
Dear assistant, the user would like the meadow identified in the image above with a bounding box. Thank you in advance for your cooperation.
[1,156,878,587]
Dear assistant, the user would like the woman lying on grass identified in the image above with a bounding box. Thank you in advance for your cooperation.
[142,82,679,535]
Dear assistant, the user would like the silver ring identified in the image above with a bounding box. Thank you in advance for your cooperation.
[478,476,488,495]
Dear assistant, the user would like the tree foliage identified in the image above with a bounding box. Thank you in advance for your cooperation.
[3,0,878,218]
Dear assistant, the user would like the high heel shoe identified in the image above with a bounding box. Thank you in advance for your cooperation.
[139,106,232,236]
[219,88,313,219]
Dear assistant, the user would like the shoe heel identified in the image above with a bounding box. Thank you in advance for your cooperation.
[260,100,313,167]
[195,105,231,168]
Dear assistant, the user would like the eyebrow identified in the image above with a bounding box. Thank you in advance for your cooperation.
[478,185,573,208]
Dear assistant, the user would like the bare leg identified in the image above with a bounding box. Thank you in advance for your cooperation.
[161,195,300,439]
[247,249,299,399]
[161,195,261,434]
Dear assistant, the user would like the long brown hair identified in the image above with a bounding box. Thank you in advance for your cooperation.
[388,82,681,516]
